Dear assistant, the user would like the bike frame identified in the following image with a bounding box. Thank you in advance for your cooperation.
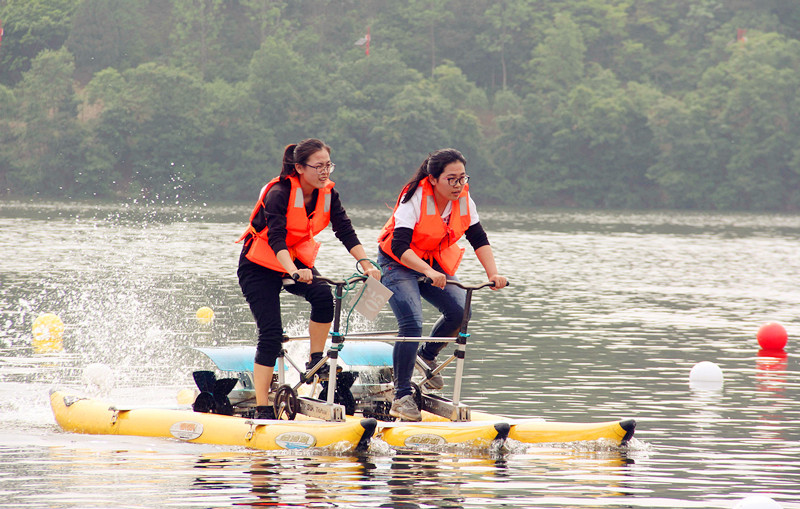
[275,274,497,421]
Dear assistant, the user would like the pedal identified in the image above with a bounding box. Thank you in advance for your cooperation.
[420,393,471,422]
[302,364,343,384]
[228,388,256,406]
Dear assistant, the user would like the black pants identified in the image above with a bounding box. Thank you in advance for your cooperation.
[237,260,334,367]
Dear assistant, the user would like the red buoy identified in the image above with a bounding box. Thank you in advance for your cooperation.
[756,322,788,351]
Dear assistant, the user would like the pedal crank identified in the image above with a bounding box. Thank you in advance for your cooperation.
[296,397,346,422]
[420,393,471,422]
[273,384,300,420]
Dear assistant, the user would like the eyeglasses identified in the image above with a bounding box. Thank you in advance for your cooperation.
[444,175,469,187]
[303,162,335,174]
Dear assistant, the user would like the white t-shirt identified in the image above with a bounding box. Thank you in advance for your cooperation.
[393,186,480,229]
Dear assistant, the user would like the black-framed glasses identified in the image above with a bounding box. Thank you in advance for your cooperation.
[303,162,335,174]
[445,175,469,187]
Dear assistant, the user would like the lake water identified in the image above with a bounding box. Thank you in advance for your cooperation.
[1,198,799,508]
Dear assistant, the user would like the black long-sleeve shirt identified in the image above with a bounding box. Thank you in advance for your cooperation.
[240,178,360,267]
[389,223,490,260]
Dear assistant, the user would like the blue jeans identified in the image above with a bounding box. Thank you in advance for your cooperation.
[378,250,468,398]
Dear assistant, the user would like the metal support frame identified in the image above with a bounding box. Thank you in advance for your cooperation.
[231,275,494,423]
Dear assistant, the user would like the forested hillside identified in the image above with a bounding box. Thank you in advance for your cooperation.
[1,0,800,210]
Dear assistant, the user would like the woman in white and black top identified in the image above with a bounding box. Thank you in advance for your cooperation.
[377,148,507,421]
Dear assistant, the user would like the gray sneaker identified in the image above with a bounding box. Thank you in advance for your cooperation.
[389,394,422,421]
[417,356,444,390]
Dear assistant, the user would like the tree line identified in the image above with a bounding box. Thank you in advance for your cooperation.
[1,0,800,210]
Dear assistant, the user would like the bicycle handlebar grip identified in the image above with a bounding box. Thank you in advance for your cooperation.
[417,276,508,290]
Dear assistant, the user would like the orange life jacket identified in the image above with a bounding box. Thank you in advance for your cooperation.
[237,175,334,272]
[378,179,471,275]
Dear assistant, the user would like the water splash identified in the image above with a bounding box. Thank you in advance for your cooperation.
[0,196,246,392]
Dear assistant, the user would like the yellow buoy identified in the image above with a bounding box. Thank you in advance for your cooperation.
[32,313,65,353]
[196,306,215,324]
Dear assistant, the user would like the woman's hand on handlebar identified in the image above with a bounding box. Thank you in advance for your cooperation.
[363,265,382,281]
[423,268,448,289]
[418,276,508,290]
[488,273,508,290]
[292,268,314,284]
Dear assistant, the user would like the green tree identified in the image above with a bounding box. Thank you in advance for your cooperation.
[8,47,84,195]
[646,31,800,211]
[492,88,521,116]
[475,0,542,91]
[0,84,18,193]
[433,61,488,111]
[247,35,319,144]
[240,0,288,45]
[491,92,553,204]
[2,0,800,209]
[646,95,720,208]
[66,0,147,76]
[697,32,800,209]
[170,0,224,80]
[545,69,658,207]
[80,68,128,195]
[124,63,206,196]
[322,48,423,199]
[374,0,454,79]
[0,0,80,85]
[524,13,586,95]
[196,79,270,199]
[561,0,630,69]
[399,0,452,77]
[370,76,489,203]
[496,68,659,207]
[84,63,206,197]
[371,80,455,200]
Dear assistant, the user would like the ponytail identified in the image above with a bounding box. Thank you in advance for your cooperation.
[401,157,432,204]
[280,144,298,178]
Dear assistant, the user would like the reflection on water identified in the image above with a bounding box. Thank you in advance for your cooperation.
[1,200,800,508]
[190,450,637,508]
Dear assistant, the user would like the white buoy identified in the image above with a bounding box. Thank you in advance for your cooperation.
[689,361,724,391]
[733,495,783,508]
[82,363,115,394]
[689,361,724,383]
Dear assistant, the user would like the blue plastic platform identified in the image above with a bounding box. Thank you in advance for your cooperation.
[197,341,394,373]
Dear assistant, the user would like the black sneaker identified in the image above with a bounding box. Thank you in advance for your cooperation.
[305,359,330,381]
[254,405,275,420]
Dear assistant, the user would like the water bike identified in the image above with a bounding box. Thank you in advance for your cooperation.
[189,273,635,448]
[50,273,635,452]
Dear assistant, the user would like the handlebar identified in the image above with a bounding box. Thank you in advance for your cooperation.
[292,272,504,290]
[291,272,367,287]
[417,277,507,290]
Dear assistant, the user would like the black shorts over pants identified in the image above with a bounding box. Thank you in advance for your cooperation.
[237,260,334,367]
